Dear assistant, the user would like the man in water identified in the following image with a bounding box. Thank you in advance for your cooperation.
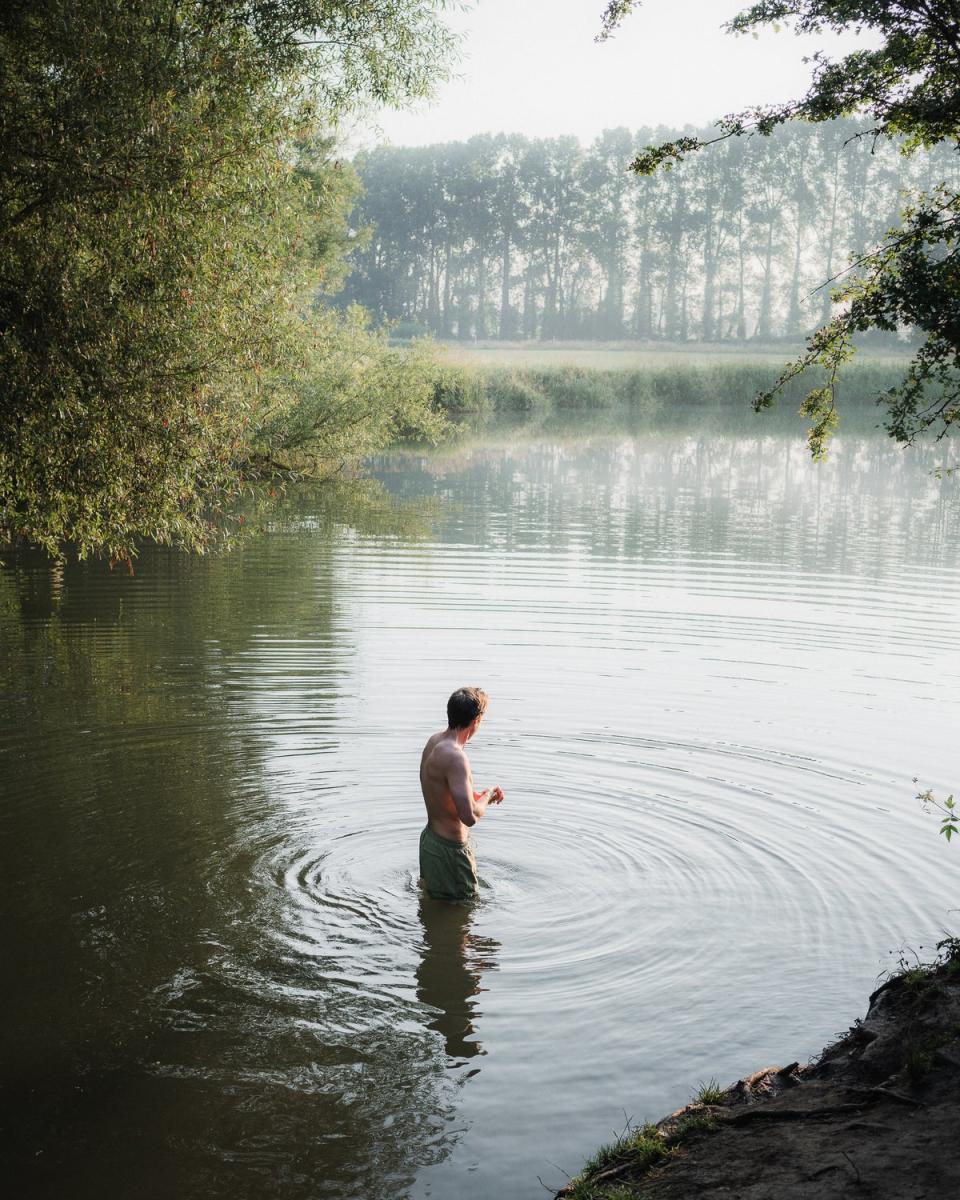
[419,686,504,901]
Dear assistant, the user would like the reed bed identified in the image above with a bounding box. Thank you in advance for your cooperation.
[431,361,908,417]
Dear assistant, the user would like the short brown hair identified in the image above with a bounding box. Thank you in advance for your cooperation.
[447,686,488,729]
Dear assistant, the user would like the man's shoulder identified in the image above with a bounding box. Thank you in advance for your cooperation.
[422,730,448,756]
[423,733,464,763]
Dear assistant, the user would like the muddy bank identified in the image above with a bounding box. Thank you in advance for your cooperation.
[557,949,960,1199]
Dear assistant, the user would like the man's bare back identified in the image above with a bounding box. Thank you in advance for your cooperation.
[418,688,503,901]
[420,729,503,843]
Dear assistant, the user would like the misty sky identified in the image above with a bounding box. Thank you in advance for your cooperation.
[369,0,880,147]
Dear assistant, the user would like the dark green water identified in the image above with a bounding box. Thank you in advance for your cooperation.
[2,415,958,1198]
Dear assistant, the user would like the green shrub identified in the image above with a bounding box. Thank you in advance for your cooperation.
[484,368,551,410]
[431,364,487,413]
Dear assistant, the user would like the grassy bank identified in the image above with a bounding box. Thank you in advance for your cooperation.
[429,360,909,419]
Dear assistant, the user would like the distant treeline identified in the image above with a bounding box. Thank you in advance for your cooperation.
[342,123,959,343]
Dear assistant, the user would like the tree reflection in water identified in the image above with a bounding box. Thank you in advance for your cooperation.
[416,897,499,1068]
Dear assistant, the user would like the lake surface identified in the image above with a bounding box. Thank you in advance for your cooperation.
[2,413,959,1199]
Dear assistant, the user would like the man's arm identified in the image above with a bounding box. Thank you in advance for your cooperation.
[446,754,503,827]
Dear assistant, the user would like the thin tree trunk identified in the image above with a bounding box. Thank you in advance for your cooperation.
[755,220,775,340]
[735,213,747,341]
[821,154,841,325]
[786,210,805,335]
[441,240,453,337]
[475,244,487,339]
[702,216,717,342]
[498,230,511,339]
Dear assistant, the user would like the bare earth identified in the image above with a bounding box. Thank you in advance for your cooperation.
[557,959,960,1200]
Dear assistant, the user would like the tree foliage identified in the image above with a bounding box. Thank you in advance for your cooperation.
[250,306,447,474]
[600,1,960,454]
[0,1,454,560]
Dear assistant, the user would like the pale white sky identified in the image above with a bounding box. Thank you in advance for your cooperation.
[365,0,879,147]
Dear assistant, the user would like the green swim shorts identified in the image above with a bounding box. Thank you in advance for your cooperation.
[419,825,478,901]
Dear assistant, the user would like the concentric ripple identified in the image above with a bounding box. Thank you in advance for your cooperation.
[1,425,958,1200]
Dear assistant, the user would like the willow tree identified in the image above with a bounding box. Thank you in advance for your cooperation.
[0,1,454,560]
[601,0,960,456]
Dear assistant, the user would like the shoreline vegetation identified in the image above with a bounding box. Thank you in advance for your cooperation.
[1,344,917,564]
[554,941,960,1200]
[421,343,913,425]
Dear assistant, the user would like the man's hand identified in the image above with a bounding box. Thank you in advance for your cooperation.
[473,786,504,805]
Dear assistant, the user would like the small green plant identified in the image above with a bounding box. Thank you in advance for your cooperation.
[566,1185,638,1200]
[622,1125,677,1171]
[917,786,959,841]
[565,1123,675,1199]
[565,1112,718,1198]
[882,935,960,1005]
[888,945,935,992]
[579,1140,629,1178]
[691,1078,726,1106]
[936,935,960,977]
[672,1112,718,1137]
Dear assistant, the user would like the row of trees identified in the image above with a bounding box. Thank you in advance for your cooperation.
[342,122,959,344]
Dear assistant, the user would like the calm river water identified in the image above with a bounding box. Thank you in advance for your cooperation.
[2,412,959,1199]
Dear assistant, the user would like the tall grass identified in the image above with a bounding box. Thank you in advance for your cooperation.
[432,361,907,417]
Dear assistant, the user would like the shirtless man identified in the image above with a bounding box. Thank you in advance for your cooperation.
[419,686,504,901]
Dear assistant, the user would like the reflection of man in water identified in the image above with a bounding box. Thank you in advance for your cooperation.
[416,898,499,1061]
[419,687,503,901]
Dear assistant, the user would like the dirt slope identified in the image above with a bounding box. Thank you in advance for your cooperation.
[557,958,960,1200]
